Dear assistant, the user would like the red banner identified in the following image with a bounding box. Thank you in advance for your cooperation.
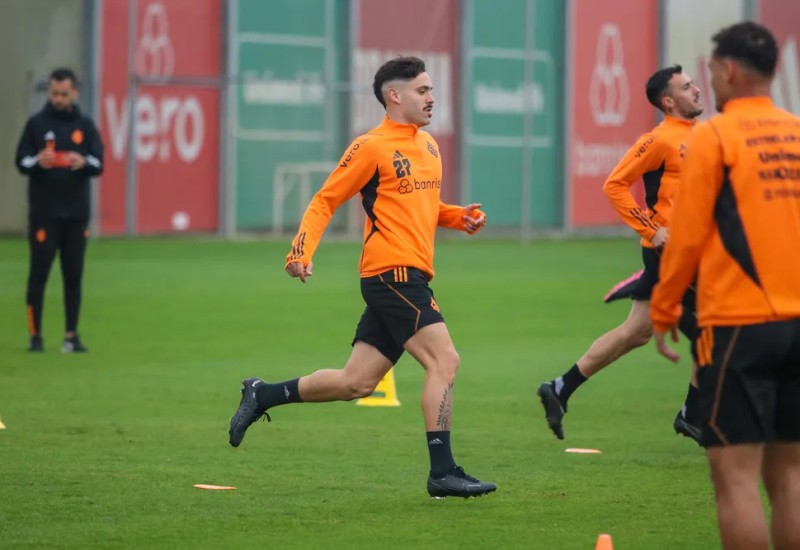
[352,0,459,203]
[760,0,800,115]
[99,0,221,234]
[567,0,659,227]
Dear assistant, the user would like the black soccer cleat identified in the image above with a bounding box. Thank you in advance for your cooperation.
[427,466,497,499]
[62,335,88,353]
[674,414,702,446]
[537,382,566,440]
[28,335,44,352]
[228,377,271,447]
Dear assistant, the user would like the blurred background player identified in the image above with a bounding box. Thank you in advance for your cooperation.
[228,56,496,499]
[536,65,704,441]
[15,68,104,353]
[652,22,800,550]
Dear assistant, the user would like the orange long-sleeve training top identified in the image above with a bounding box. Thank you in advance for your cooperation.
[286,117,484,280]
[603,116,694,246]
[652,97,800,330]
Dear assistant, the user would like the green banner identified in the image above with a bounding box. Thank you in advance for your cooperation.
[463,0,564,228]
[232,0,347,231]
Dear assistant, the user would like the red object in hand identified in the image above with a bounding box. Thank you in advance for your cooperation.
[52,151,72,168]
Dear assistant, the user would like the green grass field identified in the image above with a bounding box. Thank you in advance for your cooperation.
[0,236,719,549]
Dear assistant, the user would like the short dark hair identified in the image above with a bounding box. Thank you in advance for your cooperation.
[645,65,683,111]
[49,68,79,87]
[372,56,426,107]
[712,21,778,77]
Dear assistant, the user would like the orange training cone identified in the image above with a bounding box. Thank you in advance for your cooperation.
[595,534,613,550]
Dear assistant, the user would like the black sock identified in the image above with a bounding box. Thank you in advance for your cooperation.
[553,364,587,405]
[426,431,455,478]
[255,378,303,409]
[682,384,699,423]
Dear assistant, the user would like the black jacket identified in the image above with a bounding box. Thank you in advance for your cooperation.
[15,102,104,221]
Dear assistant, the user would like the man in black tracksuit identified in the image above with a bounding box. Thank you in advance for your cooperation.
[15,68,104,353]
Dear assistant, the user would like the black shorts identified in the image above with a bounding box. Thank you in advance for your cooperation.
[353,267,445,364]
[630,246,661,301]
[631,246,699,347]
[695,319,800,447]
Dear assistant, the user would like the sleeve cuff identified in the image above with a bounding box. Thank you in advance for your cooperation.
[650,305,682,333]
[285,256,308,268]
[641,225,660,243]
[651,320,675,333]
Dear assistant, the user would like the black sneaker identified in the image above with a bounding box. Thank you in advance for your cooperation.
[427,466,497,499]
[674,414,702,445]
[536,382,566,439]
[28,335,44,352]
[228,377,271,447]
[62,335,88,353]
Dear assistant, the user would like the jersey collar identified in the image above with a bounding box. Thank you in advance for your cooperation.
[379,116,420,136]
[722,96,775,112]
[664,114,695,128]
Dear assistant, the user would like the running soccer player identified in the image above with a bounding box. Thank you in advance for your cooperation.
[227,56,496,499]
[537,65,704,441]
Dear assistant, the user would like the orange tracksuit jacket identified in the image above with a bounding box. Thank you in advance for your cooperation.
[652,97,800,331]
[603,116,694,247]
[286,117,484,279]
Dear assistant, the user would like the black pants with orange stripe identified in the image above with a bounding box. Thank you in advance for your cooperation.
[695,319,800,447]
[354,267,444,364]
[26,215,88,336]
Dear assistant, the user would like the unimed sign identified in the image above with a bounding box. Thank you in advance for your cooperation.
[567,0,658,228]
[99,0,221,234]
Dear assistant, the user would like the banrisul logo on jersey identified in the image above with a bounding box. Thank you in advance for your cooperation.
[413,178,441,190]
[396,178,442,195]
[398,179,413,194]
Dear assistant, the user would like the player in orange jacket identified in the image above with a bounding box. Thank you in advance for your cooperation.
[227,57,496,499]
[537,65,704,441]
[652,22,800,550]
